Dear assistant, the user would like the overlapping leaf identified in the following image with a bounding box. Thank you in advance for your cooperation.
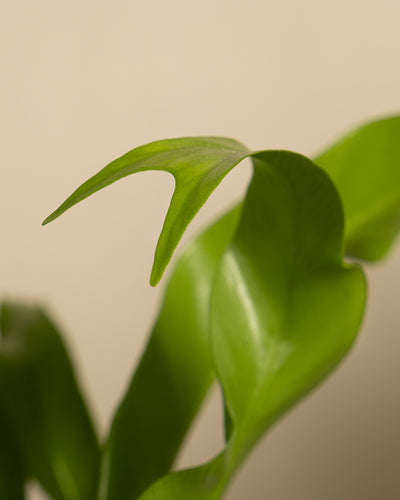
[137,151,366,499]
[99,207,241,500]
[0,303,100,500]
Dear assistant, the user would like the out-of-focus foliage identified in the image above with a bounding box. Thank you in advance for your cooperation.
[0,303,100,500]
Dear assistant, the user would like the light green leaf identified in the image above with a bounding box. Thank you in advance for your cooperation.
[138,151,366,499]
[43,137,250,285]
[100,207,241,500]
[0,302,100,500]
[316,115,400,260]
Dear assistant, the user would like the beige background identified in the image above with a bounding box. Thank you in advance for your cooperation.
[1,1,399,499]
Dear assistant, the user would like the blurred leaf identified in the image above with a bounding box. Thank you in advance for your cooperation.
[100,207,241,500]
[316,115,400,261]
[0,407,25,500]
[138,151,366,499]
[43,137,250,285]
[0,302,100,500]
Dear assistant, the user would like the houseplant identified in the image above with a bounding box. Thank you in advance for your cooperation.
[1,115,399,499]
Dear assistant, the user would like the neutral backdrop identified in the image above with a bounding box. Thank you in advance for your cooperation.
[1,1,399,499]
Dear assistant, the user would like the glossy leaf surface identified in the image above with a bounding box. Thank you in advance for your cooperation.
[316,116,400,260]
[0,302,100,500]
[138,152,366,499]
[100,207,241,500]
[43,137,249,285]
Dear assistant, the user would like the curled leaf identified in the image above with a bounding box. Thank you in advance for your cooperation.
[43,137,250,285]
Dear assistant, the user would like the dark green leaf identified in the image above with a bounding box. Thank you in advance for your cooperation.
[0,407,25,500]
[43,137,250,285]
[0,302,100,500]
[315,115,400,261]
[100,207,241,500]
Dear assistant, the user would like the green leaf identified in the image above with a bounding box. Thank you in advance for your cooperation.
[43,118,400,498]
[0,302,100,500]
[43,137,250,285]
[138,151,366,499]
[99,207,241,500]
[315,115,400,261]
[0,407,25,500]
